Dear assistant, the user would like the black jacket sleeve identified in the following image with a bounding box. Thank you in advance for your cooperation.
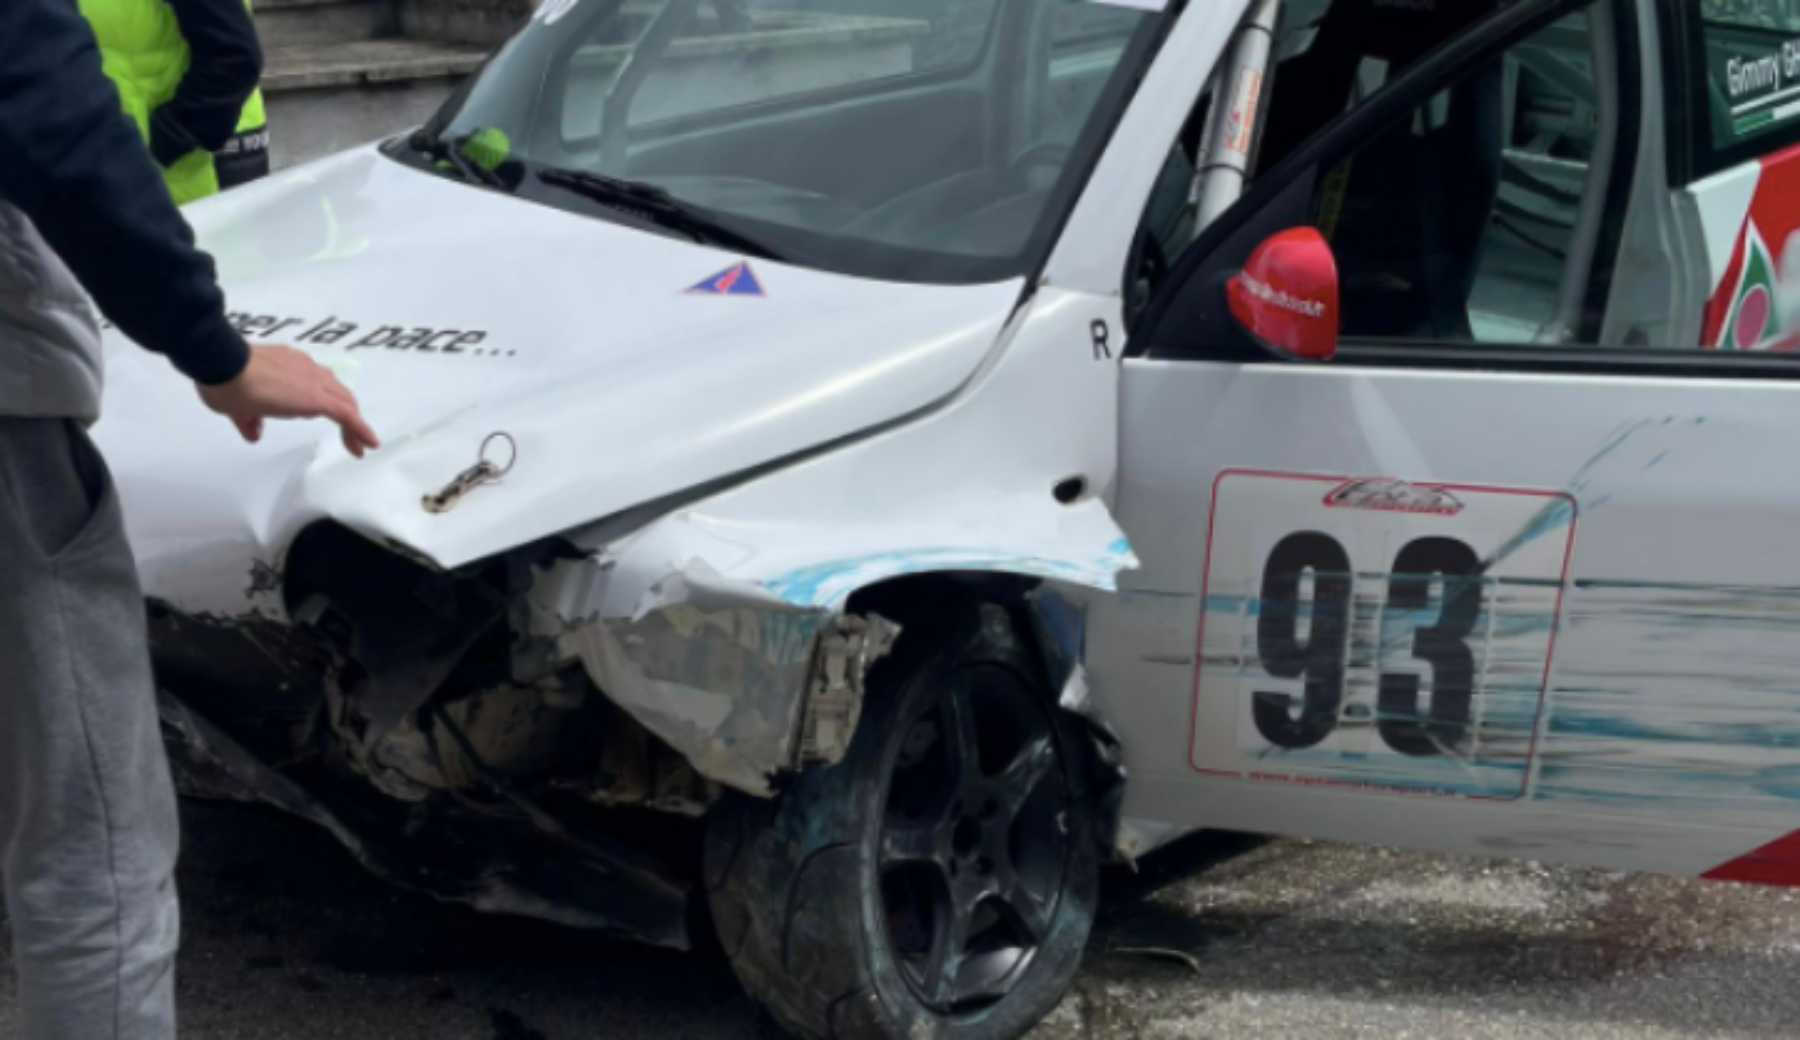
[152,0,263,166]
[0,0,249,386]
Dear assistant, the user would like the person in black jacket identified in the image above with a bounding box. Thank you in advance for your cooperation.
[0,1,375,1035]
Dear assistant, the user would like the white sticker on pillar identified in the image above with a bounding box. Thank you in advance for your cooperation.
[1188,470,1577,800]
[1224,65,1264,158]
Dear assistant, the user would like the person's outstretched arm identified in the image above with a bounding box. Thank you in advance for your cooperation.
[0,0,376,455]
[153,0,263,166]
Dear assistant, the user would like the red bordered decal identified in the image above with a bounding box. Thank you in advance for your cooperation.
[1321,478,1466,516]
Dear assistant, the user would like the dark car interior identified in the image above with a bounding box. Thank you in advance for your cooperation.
[1262,0,1506,340]
[1131,0,1603,347]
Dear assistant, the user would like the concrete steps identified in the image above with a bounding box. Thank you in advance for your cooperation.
[263,38,489,167]
[258,0,395,48]
[254,0,524,169]
[264,38,488,92]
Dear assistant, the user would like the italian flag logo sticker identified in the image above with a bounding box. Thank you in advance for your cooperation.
[1724,225,1780,351]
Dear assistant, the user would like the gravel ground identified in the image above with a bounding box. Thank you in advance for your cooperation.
[4,801,1800,1039]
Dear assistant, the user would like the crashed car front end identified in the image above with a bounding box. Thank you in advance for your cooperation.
[92,0,1170,953]
[132,459,1135,950]
[92,150,1142,948]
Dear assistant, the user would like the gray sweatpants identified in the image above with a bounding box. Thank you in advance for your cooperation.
[0,417,179,1039]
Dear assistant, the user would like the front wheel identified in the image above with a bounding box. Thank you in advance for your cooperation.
[706,604,1100,1040]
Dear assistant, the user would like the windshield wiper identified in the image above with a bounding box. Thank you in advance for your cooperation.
[535,166,784,261]
[409,130,507,191]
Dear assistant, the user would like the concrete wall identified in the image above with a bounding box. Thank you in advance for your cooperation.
[399,0,534,46]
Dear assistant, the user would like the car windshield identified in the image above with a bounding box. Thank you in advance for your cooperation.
[404,0,1169,284]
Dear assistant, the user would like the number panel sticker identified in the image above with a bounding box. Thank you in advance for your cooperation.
[1189,471,1578,800]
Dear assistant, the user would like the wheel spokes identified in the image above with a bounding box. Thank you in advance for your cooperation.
[993,733,1055,818]
[923,890,976,1008]
[1001,882,1054,944]
[881,666,1075,1014]
[881,817,943,868]
[942,683,985,792]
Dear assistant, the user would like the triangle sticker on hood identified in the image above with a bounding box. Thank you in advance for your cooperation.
[687,261,766,298]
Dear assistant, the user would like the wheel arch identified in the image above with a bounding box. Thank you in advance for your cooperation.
[846,572,1099,730]
[528,507,1136,802]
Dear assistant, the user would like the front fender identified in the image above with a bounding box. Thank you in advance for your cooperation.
[527,287,1138,796]
[529,499,1137,797]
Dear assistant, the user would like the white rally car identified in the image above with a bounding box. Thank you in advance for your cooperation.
[93,0,1800,1036]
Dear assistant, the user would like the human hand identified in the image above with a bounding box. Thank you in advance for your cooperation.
[197,344,381,458]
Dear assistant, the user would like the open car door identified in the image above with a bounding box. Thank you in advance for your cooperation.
[1087,0,1800,885]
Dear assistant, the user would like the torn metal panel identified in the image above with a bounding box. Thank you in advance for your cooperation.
[797,614,900,768]
[159,689,693,948]
[1027,586,1091,695]
[1052,640,1194,863]
[351,669,606,802]
[1026,587,1136,863]
[284,522,515,749]
[588,714,720,816]
[1055,662,1131,865]
[149,604,328,716]
[1115,817,1196,863]
[522,554,841,799]
[549,557,838,795]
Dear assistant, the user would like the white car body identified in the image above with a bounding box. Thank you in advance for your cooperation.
[90,0,1800,983]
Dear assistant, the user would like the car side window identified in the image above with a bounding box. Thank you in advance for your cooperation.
[1133,0,1625,356]
[1320,12,1602,343]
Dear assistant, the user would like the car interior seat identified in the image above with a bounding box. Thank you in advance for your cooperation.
[1257,0,1506,339]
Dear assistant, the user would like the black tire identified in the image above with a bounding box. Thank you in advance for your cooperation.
[706,603,1100,1040]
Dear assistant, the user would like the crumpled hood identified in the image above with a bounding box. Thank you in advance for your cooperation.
[92,146,1021,611]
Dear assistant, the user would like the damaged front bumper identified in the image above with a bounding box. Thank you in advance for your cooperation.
[145,521,908,948]
[159,687,695,947]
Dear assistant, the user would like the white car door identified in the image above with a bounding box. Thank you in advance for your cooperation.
[1084,0,1800,885]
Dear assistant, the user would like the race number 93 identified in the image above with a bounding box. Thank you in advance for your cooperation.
[1255,532,1480,755]
[1190,472,1575,799]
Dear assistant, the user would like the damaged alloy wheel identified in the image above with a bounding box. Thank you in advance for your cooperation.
[706,604,1099,1040]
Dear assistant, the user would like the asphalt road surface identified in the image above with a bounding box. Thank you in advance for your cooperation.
[5,801,1800,1039]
